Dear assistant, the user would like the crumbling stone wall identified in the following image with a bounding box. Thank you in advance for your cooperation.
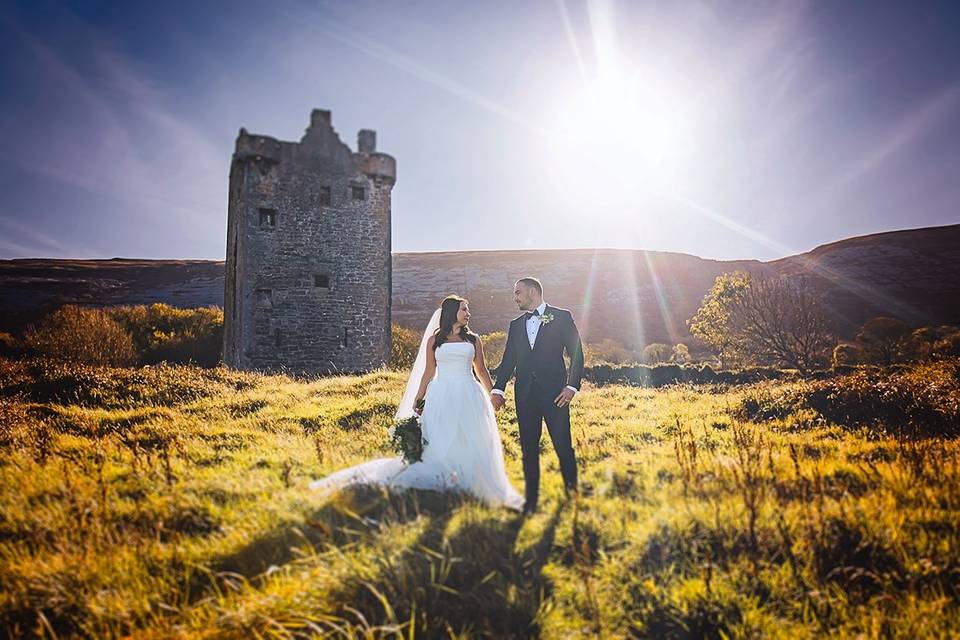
[224,109,395,374]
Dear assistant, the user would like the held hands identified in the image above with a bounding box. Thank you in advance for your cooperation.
[554,387,576,408]
[491,393,506,412]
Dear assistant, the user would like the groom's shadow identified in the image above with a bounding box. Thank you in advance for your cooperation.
[203,485,563,636]
[319,498,564,637]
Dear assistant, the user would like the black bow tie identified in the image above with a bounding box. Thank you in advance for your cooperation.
[526,309,541,319]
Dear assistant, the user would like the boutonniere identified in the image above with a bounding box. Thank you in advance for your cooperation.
[539,312,555,325]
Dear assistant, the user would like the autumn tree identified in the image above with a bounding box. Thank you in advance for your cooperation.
[687,271,750,368]
[689,272,834,373]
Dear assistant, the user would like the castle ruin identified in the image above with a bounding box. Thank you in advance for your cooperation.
[224,109,395,375]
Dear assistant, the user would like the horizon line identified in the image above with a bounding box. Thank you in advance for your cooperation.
[1,221,957,265]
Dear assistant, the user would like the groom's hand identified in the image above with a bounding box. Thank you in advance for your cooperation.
[491,393,505,412]
[554,387,576,408]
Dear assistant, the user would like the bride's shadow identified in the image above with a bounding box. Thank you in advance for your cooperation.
[209,484,563,636]
[210,485,462,577]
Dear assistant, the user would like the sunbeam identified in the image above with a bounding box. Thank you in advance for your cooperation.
[554,0,589,85]
[578,248,603,340]
[277,5,548,135]
[621,249,646,352]
[642,251,681,346]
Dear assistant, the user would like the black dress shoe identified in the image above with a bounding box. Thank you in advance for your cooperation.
[522,502,538,515]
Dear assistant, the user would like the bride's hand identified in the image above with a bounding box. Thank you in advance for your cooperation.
[413,397,425,416]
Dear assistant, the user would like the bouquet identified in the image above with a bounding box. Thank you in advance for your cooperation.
[388,398,428,465]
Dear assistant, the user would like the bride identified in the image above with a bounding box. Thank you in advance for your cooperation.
[309,295,524,511]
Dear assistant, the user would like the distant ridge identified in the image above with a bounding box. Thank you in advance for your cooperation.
[1,224,958,343]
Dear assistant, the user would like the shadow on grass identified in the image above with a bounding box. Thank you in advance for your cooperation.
[198,484,562,637]
[320,501,563,637]
[208,485,453,578]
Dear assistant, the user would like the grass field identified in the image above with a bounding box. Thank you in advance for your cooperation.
[1,358,959,638]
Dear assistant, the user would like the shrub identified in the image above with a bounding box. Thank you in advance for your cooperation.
[479,331,506,369]
[585,364,785,387]
[18,304,223,367]
[831,343,862,368]
[108,304,223,366]
[23,305,137,366]
[805,361,960,436]
[854,317,914,365]
[642,343,672,365]
[390,324,421,370]
[733,385,805,422]
[733,360,960,437]
[0,359,31,396]
[0,332,19,358]
[671,343,691,364]
[933,330,960,359]
[0,358,253,409]
[390,326,507,371]
[586,338,639,366]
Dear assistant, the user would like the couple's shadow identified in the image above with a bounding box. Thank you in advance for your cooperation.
[213,485,563,637]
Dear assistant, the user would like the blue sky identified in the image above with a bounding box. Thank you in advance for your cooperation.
[1,0,958,261]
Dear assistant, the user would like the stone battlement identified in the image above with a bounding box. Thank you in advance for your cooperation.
[233,110,396,184]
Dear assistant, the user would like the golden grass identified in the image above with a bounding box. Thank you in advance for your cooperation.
[1,358,959,638]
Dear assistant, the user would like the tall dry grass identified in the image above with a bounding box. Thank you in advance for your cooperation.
[0,357,958,637]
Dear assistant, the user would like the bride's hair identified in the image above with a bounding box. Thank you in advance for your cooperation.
[433,295,478,351]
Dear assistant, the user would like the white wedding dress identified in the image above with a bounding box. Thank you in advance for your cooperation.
[309,341,524,511]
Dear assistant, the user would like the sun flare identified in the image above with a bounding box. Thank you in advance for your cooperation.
[549,72,697,208]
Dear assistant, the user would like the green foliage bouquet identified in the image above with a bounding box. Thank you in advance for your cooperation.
[388,399,427,465]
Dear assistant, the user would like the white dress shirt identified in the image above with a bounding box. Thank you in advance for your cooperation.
[526,301,548,349]
[492,301,579,396]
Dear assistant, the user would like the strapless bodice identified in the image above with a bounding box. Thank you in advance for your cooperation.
[435,341,475,379]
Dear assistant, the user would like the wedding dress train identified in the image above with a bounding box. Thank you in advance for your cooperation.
[309,341,524,511]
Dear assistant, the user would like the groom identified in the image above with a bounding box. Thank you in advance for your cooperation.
[491,277,585,514]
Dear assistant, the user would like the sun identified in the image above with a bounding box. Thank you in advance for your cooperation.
[548,71,696,208]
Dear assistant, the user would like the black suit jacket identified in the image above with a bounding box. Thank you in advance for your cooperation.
[493,305,585,402]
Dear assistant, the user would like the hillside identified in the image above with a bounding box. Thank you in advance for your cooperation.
[771,224,960,335]
[1,224,958,343]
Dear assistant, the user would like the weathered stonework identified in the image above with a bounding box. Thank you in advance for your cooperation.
[224,109,395,375]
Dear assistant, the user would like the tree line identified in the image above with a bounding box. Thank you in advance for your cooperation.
[3,281,957,376]
[688,271,960,372]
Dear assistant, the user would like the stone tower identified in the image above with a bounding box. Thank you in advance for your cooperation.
[224,109,396,375]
